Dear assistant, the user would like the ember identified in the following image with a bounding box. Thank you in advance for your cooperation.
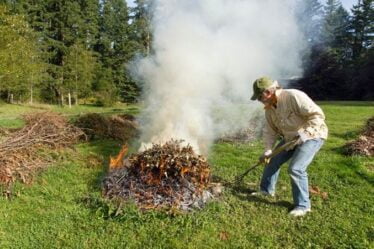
[102,140,216,211]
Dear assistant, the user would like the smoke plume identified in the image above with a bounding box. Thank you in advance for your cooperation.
[134,0,305,155]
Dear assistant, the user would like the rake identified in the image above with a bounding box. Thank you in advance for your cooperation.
[234,138,299,184]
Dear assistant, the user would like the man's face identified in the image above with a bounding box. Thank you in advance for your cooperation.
[259,89,273,105]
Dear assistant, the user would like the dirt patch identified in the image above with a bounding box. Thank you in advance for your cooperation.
[343,117,374,156]
[102,140,218,211]
[74,113,139,142]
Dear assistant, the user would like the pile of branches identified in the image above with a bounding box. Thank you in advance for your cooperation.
[217,114,264,143]
[74,113,139,142]
[0,127,19,139]
[0,127,9,137]
[344,117,374,156]
[0,112,84,189]
[218,126,257,143]
[102,140,214,211]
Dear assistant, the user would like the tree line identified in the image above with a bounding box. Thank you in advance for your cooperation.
[294,0,373,100]
[0,0,150,106]
[0,0,372,105]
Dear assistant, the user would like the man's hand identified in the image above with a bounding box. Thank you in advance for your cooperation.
[259,150,272,164]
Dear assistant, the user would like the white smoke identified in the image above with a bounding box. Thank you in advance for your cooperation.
[134,0,305,155]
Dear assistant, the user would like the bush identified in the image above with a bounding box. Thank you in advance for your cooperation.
[94,91,117,107]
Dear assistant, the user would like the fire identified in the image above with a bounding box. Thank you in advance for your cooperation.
[109,145,128,170]
[103,140,215,211]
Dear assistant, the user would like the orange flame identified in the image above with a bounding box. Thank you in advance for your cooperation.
[109,145,128,170]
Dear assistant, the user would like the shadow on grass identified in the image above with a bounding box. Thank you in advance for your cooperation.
[330,144,348,155]
[318,101,374,107]
[74,139,120,217]
[337,157,374,185]
[329,131,361,141]
[82,139,122,191]
[231,184,294,210]
[213,175,294,210]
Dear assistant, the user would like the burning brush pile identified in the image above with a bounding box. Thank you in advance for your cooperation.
[344,117,374,156]
[102,140,218,211]
[0,112,84,190]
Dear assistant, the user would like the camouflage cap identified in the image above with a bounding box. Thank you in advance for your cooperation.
[250,76,275,100]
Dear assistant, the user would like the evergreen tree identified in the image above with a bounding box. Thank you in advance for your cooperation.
[130,0,152,56]
[297,47,348,100]
[98,0,129,68]
[333,6,351,54]
[33,0,100,104]
[96,0,139,103]
[92,65,118,106]
[1,0,141,104]
[296,0,324,45]
[349,48,374,100]
[63,43,97,106]
[295,0,325,79]
[322,1,351,62]
[322,0,343,45]
[350,0,374,60]
[79,0,100,49]
[345,0,374,99]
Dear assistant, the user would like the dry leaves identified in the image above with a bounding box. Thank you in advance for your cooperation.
[309,185,328,200]
[102,140,214,211]
[344,117,374,156]
[219,231,229,241]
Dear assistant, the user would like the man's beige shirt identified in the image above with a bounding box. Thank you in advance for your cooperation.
[263,89,328,151]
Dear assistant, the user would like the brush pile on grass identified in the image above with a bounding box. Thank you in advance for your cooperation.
[0,127,9,137]
[102,140,216,211]
[0,112,84,191]
[218,126,257,143]
[74,113,139,142]
[344,117,374,156]
[217,114,264,143]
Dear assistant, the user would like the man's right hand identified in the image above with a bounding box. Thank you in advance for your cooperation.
[259,150,272,164]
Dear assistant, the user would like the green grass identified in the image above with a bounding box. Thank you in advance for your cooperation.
[0,103,141,128]
[0,102,373,248]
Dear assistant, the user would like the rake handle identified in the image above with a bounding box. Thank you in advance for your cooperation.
[234,161,261,183]
[235,138,300,184]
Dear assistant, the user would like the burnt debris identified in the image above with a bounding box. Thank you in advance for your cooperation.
[102,140,217,211]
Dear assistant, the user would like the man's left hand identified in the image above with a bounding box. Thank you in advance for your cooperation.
[259,150,272,164]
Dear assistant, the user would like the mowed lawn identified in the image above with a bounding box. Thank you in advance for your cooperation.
[0,102,373,249]
[0,102,140,128]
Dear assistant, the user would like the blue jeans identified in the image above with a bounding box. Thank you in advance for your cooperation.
[260,138,324,209]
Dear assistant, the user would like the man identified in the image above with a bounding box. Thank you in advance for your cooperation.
[250,76,328,217]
